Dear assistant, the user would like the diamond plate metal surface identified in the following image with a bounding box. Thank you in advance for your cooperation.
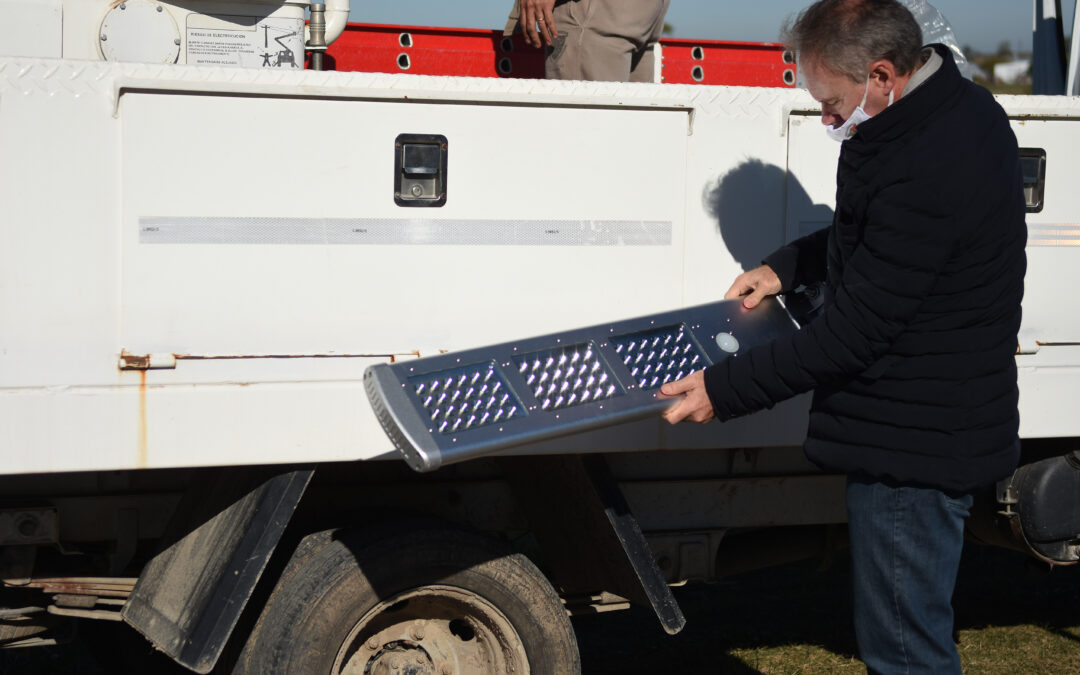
[4,58,1079,125]
[0,57,808,121]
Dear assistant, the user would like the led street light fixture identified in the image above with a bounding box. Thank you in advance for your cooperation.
[365,298,799,472]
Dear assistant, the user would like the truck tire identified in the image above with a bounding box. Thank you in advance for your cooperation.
[232,524,580,675]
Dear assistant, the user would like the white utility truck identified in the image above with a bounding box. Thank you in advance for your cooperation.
[1,0,1078,672]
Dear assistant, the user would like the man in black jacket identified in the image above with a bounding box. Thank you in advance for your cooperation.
[661,1,1026,672]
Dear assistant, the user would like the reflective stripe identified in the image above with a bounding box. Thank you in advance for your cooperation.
[1028,224,1080,246]
[139,216,672,246]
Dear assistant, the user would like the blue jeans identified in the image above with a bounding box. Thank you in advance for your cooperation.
[846,476,973,675]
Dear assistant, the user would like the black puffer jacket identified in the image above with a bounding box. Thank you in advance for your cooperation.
[703,45,1027,493]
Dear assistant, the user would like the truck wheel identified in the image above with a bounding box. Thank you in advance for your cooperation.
[234,524,580,675]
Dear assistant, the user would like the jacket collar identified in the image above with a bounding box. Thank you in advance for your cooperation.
[901,46,943,97]
[852,43,962,145]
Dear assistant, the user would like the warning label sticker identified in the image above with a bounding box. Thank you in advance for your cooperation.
[186,16,304,69]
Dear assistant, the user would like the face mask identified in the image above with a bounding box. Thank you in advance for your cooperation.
[826,76,894,143]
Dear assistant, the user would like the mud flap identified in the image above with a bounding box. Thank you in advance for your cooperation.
[122,467,313,673]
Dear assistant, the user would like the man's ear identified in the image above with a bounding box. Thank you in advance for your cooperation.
[868,59,899,91]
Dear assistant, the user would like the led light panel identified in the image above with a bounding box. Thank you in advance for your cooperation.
[411,362,523,434]
[610,325,706,390]
[365,298,800,473]
[513,342,622,411]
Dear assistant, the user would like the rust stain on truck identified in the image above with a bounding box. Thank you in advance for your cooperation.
[118,351,152,369]
[137,370,148,469]
[120,351,426,366]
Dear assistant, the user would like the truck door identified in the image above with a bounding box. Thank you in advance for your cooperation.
[117,89,691,465]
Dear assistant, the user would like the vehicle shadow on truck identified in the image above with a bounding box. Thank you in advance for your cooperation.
[704,159,834,272]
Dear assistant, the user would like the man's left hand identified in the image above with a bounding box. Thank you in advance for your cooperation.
[659,370,715,424]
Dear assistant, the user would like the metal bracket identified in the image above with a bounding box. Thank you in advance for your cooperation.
[119,350,177,370]
[1017,330,1041,355]
[501,454,686,635]
[0,508,58,546]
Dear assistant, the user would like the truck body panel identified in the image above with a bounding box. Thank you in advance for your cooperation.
[3,58,1079,474]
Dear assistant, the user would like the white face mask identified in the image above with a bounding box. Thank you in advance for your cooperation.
[826,75,894,143]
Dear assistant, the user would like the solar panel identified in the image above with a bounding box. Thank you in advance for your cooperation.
[364,297,799,472]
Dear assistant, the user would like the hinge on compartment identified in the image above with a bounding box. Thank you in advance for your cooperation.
[1016,330,1041,355]
[118,351,177,370]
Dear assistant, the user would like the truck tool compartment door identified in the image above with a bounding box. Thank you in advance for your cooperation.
[119,91,689,464]
[1008,117,1080,440]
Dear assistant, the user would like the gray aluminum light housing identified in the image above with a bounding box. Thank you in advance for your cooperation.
[364,298,799,472]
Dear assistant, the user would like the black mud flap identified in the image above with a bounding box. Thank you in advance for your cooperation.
[502,454,686,635]
[122,467,313,673]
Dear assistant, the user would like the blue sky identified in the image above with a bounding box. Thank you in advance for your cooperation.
[350,1,1071,54]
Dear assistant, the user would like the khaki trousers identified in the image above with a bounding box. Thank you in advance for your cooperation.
[507,0,670,82]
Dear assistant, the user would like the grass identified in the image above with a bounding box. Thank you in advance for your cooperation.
[572,543,1080,674]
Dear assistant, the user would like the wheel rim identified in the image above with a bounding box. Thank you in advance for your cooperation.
[332,584,530,675]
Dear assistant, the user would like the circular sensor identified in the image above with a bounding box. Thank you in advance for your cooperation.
[716,333,739,353]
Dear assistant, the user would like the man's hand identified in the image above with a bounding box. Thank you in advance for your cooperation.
[659,370,715,424]
[725,264,782,309]
[520,0,558,48]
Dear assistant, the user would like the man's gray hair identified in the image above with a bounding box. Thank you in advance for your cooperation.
[783,0,923,82]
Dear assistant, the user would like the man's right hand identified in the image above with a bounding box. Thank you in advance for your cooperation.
[725,264,782,309]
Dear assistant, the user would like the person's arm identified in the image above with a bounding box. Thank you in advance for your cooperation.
[519,0,558,48]
[665,178,959,424]
[724,228,830,309]
[765,227,830,292]
[663,229,828,421]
